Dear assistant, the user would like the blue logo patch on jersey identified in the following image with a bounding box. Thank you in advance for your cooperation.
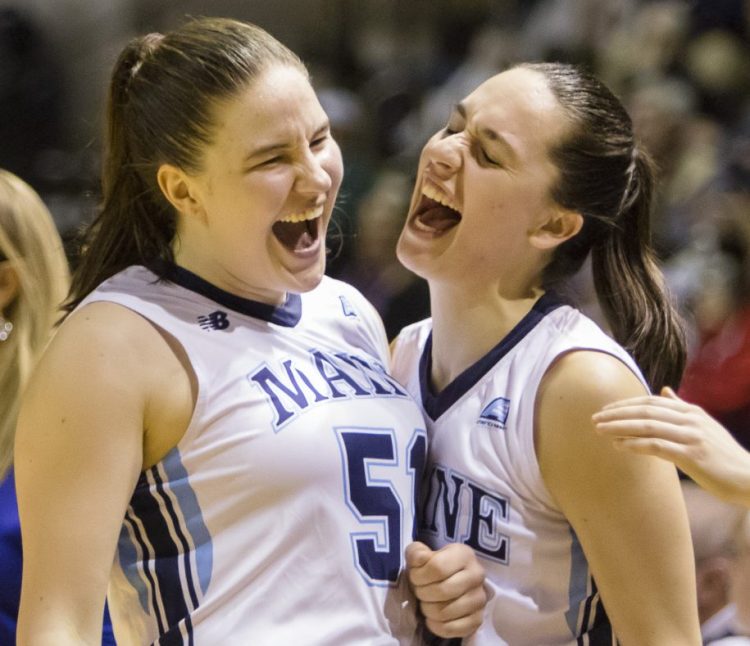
[478,397,510,429]
[339,295,358,318]
[197,310,230,331]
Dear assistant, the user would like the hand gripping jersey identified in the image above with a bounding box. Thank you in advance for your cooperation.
[390,293,647,646]
[80,265,426,646]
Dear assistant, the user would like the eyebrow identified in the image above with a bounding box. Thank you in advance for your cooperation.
[244,121,331,162]
[455,102,518,161]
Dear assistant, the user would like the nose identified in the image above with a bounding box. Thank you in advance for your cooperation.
[423,134,463,179]
[296,150,332,194]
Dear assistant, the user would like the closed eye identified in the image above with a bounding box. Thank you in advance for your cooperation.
[257,155,284,167]
[310,134,328,149]
[478,145,502,167]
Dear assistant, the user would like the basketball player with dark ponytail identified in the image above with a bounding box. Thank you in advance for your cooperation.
[391,63,700,645]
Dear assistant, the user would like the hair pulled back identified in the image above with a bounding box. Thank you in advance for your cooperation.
[520,62,686,391]
[65,18,306,313]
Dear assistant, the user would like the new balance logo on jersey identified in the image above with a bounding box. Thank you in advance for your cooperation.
[197,310,230,331]
[248,348,409,430]
[478,396,510,429]
[421,464,510,564]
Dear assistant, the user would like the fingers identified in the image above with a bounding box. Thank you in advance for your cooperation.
[422,584,486,638]
[592,396,694,421]
[661,386,680,400]
[405,541,433,570]
[610,436,692,462]
[596,394,665,411]
[408,543,483,590]
[593,416,694,441]
[408,542,487,638]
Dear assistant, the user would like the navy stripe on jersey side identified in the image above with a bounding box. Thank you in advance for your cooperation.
[577,578,616,645]
[123,510,167,635]
[419,291,566,420]
[588,588,616,645]
[129,472,192,636]
[156,614,194,646]
[151,467,201,609]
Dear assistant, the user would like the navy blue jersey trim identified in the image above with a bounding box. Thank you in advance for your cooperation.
[419,291,565,420]
[577,578,616,645]
[124,512,166,635]
[129,473,191,635]
[151,468,200,609]
[151,261,302,327]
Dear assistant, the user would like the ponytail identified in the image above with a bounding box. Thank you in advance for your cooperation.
[522,62,687,392]
[65,34,174,314]
[591,150,686,391]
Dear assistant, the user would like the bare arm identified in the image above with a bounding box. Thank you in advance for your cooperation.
[537,353,701,646]
[593,387,750,507]
[15,303,181,644]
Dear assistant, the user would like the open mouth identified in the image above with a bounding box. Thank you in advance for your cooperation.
[412,183,462,232]
[272,206,324,252]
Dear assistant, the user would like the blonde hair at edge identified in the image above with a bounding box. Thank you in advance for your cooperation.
[0,169,70,480]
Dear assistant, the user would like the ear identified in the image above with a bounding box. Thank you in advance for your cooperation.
[156,164,205,221]
[0,261,19,310]
[528,207,583,251]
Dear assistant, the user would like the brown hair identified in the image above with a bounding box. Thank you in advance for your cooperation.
[65,17,306,313]
[520,62,686,391]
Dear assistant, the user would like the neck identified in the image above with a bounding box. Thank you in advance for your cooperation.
[428,281,544,392]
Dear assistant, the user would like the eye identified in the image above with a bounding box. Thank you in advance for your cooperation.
[310,134,328,149]
[257,155,283,167]
[480,148,501,166]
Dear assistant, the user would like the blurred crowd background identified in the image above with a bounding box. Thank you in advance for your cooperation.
[2,0,750,449]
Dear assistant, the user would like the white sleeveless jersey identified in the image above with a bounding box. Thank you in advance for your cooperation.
[80,265,426,646]
[391,293,647,646]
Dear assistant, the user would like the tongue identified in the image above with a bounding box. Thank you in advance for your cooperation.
[272,220,317,252]
[417,205,461,232]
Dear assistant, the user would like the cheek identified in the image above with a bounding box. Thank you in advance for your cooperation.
[324,142,344,195]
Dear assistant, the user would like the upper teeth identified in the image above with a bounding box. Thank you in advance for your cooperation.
[279,206,324,223]
[422,183,459,211]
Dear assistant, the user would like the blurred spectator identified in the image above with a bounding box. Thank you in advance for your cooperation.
[598,0,690,93]
[723,512,750,643]
[683,481,747,644]
[684,29,750,124]
[677,190,750,452]
[521,0,638,66]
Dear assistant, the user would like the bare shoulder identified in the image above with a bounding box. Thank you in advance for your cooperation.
[535,350,653,493]
[535,349,676,505]
[23,300,195,468]
[34,300,177,392]
[538,350,646,420]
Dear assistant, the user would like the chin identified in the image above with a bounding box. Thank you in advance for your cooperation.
[395,237,430,280]
[287,262,327,294]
